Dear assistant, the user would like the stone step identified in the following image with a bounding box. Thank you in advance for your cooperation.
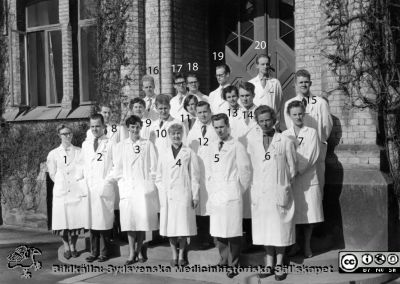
[326,144,384,169]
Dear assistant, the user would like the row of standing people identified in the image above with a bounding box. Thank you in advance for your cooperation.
[47,61,332,280]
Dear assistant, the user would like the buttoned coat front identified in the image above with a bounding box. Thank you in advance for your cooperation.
[79,135,115,230]
[155,145,200,237]
[207,137,251,238]
[111,138,159,232]
[47,145,89,230]
[245,127,297,246]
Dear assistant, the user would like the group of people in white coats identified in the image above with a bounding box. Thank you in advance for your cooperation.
[46,53,333,280]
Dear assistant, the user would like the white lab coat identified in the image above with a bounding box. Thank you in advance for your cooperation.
[209,84,230,114]
[155,145,200,237]
[188,90,209,103]
[47,145,89,230]
[110,138,159,232]
[207,137,251,238]
[79,135,115,230]
[149,116,187,155]
[245,127,297,246]
[249,76,283,121]
[282,126,323,224]
[283,93,333,190]
[187,120,219,216]
[170,93,188,119]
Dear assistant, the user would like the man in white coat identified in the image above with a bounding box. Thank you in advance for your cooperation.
[142,75,159,121]
[187,101,219,248]
[208,113,251,278]
[283,69,333,192]
[209,64,231,115]
[187,73,209,102]
[79,113,115,263]
[170,73,190,119]
[249,54,283,128]
[85,104,121,144]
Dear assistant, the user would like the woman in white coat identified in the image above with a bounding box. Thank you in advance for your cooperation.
[283,100,322,259]
[245,106,297,281]
[47,124,88,260]
[155,123,200,267]
[111,115,159,265]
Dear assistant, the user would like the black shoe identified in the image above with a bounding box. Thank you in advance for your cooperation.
[140,246,148,262]
[86,255,98,263]
[125,259,136,265]
[258,266,274,278]
[170,259,178,267]
[275,273,287,281]
[226,271,239,278]
[97,255,108,262]
[179,259,188,267]
[63,250,72,260]
[71,250,80,258]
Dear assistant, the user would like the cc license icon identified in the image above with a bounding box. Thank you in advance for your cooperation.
[341,254,358,271]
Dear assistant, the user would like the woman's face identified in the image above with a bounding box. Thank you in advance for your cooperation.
[59,128,73,144]
[132,103,145,118]
[169,130,183,146]
[289,106,305,127]
[187,99,197,116]
[225,91,239,107]
[128,122,142,139]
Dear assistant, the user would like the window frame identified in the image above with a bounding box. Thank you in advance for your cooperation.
[78,0,97,105]
[24,3,63,107]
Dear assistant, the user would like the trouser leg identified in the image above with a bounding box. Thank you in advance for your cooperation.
[229,236,242,267]
[99,229,111,257]
[215,237,229,265]
[90,230,100,257]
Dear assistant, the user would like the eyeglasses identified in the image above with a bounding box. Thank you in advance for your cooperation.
[187,81,198,84]
[174,81,186,86]
[216,73,226,78]
[60,132,72,136]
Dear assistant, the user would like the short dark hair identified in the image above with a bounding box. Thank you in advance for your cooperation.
[256,54,271,64]
[216,63,231,74]
[56,124,72,134]
[173,73,186,83]
[295,69,311,81]
[222,85,238,100]
[287,100,306,114]
[211,113,230,127]
[238,82,255,96]
[186,73,198,80]
[183,95,199,112]
[130,97,146,108]
[196,100,211,111]
[155,94,171,107]
[90,113,105,125]
[254,105,276,124]
[125,115,143,128]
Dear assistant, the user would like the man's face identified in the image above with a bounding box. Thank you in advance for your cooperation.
[289,106,305,127]
[174,78,187,94]
[256,57,270,76]
[128,122,142,139]
[296,76,312,96]
[156,104,170,120]
[239,87,254,108]
[132,103,145,118]
[100,106,111,124]
[169,130,183,145]
[143,81,155,97]
[225,91,239,107]
[213,119,229,140]
[216,67,229,85]
[187,76,199,92]
[196,105,211,124]
[90,118,105,138]
[59,128,73,144]
[257,112,275,132]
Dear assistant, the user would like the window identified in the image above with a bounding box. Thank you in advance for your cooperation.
[79,0,98,103]
[25,0,63,106]
[279,0,295,50]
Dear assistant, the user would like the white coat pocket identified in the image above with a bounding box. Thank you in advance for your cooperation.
[275,184,292,208]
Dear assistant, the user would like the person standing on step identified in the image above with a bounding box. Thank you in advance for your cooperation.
[79,114,116,263]
[142,75,159,121]
[110,115,159,265]
[209,64,231,115]
[245,105,297,281]
[155,123,200,267]
[170,73,190,119]
[283,100,322,259]
[207,113,251,278]
[47,124,88,260]
[182,94,199,131]
[187,73,209,102]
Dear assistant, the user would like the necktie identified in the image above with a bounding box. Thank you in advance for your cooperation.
[147,98,152,112]
[302,97,308,108]
[201,125,207,137]
[159,120,164,129]
[245,111,250,125]
[261,77,267,88]
[94,138,99,152]
[179,95,184,105]
[104,127,108,135]
[218,141,224,151]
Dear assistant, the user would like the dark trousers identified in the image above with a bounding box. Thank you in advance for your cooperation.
[196,215,213,243]
[215,236,242,267]
[242,218,253,247]
[90,229,111,257]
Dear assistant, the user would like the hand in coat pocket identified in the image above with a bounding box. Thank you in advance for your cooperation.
[275,184,292,208]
